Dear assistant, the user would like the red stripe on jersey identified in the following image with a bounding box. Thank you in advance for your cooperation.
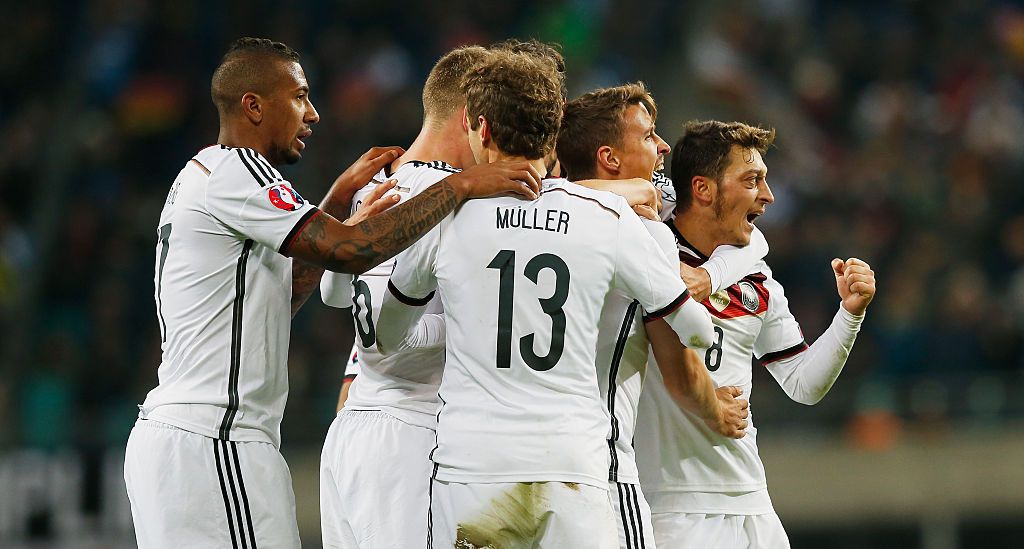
[700,274,769,319]
[279,208,321,255]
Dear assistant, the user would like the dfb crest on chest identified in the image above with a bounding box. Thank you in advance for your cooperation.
[703,277,768,319]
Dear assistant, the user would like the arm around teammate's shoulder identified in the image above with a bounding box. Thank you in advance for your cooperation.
[284,160,542,275]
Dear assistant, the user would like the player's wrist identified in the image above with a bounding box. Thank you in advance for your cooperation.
[839,300,867,319]
[838,301,866,326]
[442,173,472,202]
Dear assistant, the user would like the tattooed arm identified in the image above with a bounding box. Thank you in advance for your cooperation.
[286,159,542,315]
[290,147,402,316]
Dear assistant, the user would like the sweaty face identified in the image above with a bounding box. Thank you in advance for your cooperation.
[616,103,670,181]
[710,145,774,246]
[262,61,319,166]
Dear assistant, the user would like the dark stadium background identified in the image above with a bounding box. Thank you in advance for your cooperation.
[1,0,1023,547]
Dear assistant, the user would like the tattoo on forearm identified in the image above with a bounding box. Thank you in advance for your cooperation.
[309,180,459,273]
[291,258,325,317]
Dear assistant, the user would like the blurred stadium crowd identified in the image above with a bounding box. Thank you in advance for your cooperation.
[1,0,1023,459]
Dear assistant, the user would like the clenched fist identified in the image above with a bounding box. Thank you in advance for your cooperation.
[832,257,875,316]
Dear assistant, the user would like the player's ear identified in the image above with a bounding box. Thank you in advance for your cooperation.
[692,176,714,206]
[596,145,619,175]
[461,105,470,132]
[478,116,491,148]
[241,92,263,124]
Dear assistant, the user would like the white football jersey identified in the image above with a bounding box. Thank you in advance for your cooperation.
[139,145,319,448]
[320,161,452,428]
[595,219,677,485]
[388,178,694,487]
[635,223,807,512]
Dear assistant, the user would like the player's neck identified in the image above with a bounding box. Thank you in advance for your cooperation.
[395,116,471,171]
[487,148,548,177]
[673,209,721,257]
[217,125,274,164]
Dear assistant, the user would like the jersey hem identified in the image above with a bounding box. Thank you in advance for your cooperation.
[141,409,278,447]
[435,470,609,489]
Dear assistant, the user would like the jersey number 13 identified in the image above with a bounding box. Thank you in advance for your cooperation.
[487,250,570,372]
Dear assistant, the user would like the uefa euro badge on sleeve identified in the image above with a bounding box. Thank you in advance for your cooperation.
[268,183,306,211]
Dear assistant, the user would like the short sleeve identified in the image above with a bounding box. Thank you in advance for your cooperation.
[205,149,319,254]
[388,223,441,304]
[753,267,807,363]
[703,226,770,293]
[613,209,689,314]
[320,272,354,308]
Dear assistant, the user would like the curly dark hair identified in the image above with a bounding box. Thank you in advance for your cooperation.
[211,37,301,116]
[490,38,566,99]
[556,82,657,181]
[671,120,776,213]
[463,50,563,160]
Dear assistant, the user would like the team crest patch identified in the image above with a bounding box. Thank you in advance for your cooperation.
[708,289,730,312]
[268,183,305,211]
[739,281,760,312]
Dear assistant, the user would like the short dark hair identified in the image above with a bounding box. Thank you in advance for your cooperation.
[211,37,301,116]
[671,120,776,212]
[463,50,563,160]
[422,45,490,129]
[556,82,657,181]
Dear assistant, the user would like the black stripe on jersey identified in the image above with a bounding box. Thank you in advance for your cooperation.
[642,290,690,323]
[617,483,636,549]
[156,223,172,342]
[245,148,278,184]
[426,462,438,549]
[236,149,268,187]
[342,373,358,381]
[219,239,254,440]
[607,300,639,481]
[219,440,249,549]
[252,151,283,182]
[278,207,321,255]
[664,218,709,261]
[388,279,435,306]
[629,484,647,548]
[229,442,259,549]
[759,340,809,365]
[213,441,240,549]
[408,160,460,174]
[652,171,675,203]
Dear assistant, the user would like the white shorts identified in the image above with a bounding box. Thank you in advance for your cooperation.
[430,479,618,549]
[611,481,656,549]
[320,409,435,548]
[651,511,789,549]
[123,419,300,549]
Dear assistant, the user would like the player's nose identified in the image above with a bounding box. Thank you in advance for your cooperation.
[305,101,320,124]
[655,133,670,155]
[759,180,775,204]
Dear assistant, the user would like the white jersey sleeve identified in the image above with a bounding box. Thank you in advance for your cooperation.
[204,148,319,254]
[703,226,769,294]
[612,211,690,314]
[388,224,441,302]
[375,224,441,355]
[614,212,714,350]
[752,265,808,362]
[320,273,353,308]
